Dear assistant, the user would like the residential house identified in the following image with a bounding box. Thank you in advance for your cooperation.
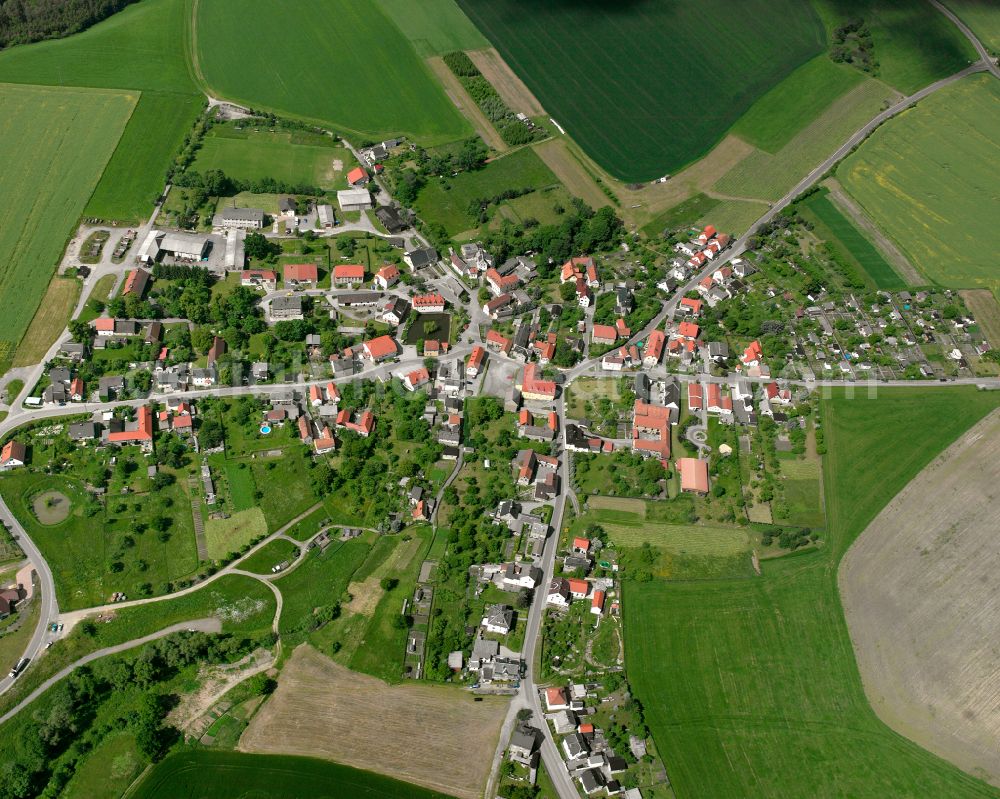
[486,329,512,355]
[122,268,150,298]
[346,166,368,186]
[545,686,570,711]
[517,363,556,402]
[213,207,265,230]
[0,441,25,470]
[547,579,571,608]
[284,263,318,288]
[483,293,514,318]
[106,406,154,450]
[333,264,365,285]
[481,603,513,635]
[374,205,407,233]
[242,269,278,291]
[271,295,304,320]
[403,246,438,271]
[632,400,671,459]
[374,264,400,290]
[403,367,431,391]
[591,324,618,346]
[362,335,398,363]
[485,268,520,296]
[412,293,446,314]
[643,330,665,367]
[466,345,486,378]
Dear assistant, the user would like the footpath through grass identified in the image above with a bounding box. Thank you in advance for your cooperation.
[625,386,1000,798]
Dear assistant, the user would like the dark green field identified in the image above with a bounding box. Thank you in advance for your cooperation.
[454,0,825,180]
[625,387,1000,798]
[800,189,906,289]
[132,750,456,799]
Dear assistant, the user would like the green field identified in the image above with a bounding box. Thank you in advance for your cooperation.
[414,147,559,235]
[715,78,893,202]
[731,55,865,152]
[375,0,488,57]
[0,84,133,356]
[813,0,978,94]
[132,750,456,799]
[86,91,205,221]
[625,386,1000,799]
[643,193,722,237]
[455,0,825,180]
[193,125,348,188]
[196,0,471,145]
[838,75,1000,289]
[800,189,905,289]
[239,538,300,575]
[0,0,202,223]
[947,0,1000,53]
[205,508,268,561]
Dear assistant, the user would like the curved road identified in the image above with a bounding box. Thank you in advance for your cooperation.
[934,0,1000,78]
[0,618,220,726]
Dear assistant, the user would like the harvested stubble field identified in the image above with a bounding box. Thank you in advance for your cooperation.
[840,409,1000,786]
[240,646,507,799]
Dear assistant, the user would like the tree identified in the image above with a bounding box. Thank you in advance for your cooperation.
[380,577,399,591]
[245,231,280,261]
[559,280,577,302]
[68,319,91,342]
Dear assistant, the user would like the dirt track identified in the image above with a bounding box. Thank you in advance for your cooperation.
[468,48,545,116]
[840,409,1000,786]
[427,56,507,152]
[240,646,508,798]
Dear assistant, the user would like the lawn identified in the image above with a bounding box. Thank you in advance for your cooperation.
[196,0,471,145]
[837,74,1000,290]
[812,0,978,94]
[624,386,1000,799]
[62,731,141,799]
[204,508,268,561]
[946,0,1000,53]
[375,0,487,57]
[454,0,826,180]
[221,461,256,511]
[414,147,559,235]
[0,84,134,361]
[193,124,348,189]
[132,749,457,799]
[799,189,906,290]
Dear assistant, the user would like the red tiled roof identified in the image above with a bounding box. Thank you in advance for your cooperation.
[486,330,512,353]
[334,264,365,280]
[573,537,590,552]
[363,335,398,361]
[467,345,485,372]
[242,269,277,281]
[592,324,617,343]
[94,317,115,332]
[680,297,702,314]
[688,383,704,410]
[413,293,445,308]
[678,321,700,339]
[284,263,318,282]
[567,578,589,596]
[347,166,368,184]
[108,406,153,443]
[679,457,710,494]
[520,363,556,398]
[375,264,399,282]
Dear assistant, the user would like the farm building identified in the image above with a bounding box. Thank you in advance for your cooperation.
[223,229,246,270]
[159,231,211,262]
[122,268,150,298]
[317,204,335,228]
[337,188,373,212]
[284,263,318,287]
[404,246,438,271]
[213,206,265,230]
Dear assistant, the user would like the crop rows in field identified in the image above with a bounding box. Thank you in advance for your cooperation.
[838,75,1000,290]
[454,0,825,181]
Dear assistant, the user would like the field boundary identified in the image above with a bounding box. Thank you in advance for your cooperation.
[426,55,506,151]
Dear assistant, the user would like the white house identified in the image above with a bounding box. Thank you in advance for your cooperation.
[481,604,513,635]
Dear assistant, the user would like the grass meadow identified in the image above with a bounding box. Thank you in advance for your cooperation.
[132,750,456,799]
[455,0,825,180]
[0,471,199,610]
[415,147,559,235]
[946,0,1000,53]
[0,84,134,360]
[812,0,977,94]
[624,386,1000,799]
[838,75,1000,289]
[193,124,349,189]
[799,189,906,289]
[196,0,471,145]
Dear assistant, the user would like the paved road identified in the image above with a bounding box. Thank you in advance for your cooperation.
[0,493,58,697]
[0,618,220,726]
[934,0,1000,79]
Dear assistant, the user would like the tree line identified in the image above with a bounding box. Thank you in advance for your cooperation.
[0,0,138,48]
